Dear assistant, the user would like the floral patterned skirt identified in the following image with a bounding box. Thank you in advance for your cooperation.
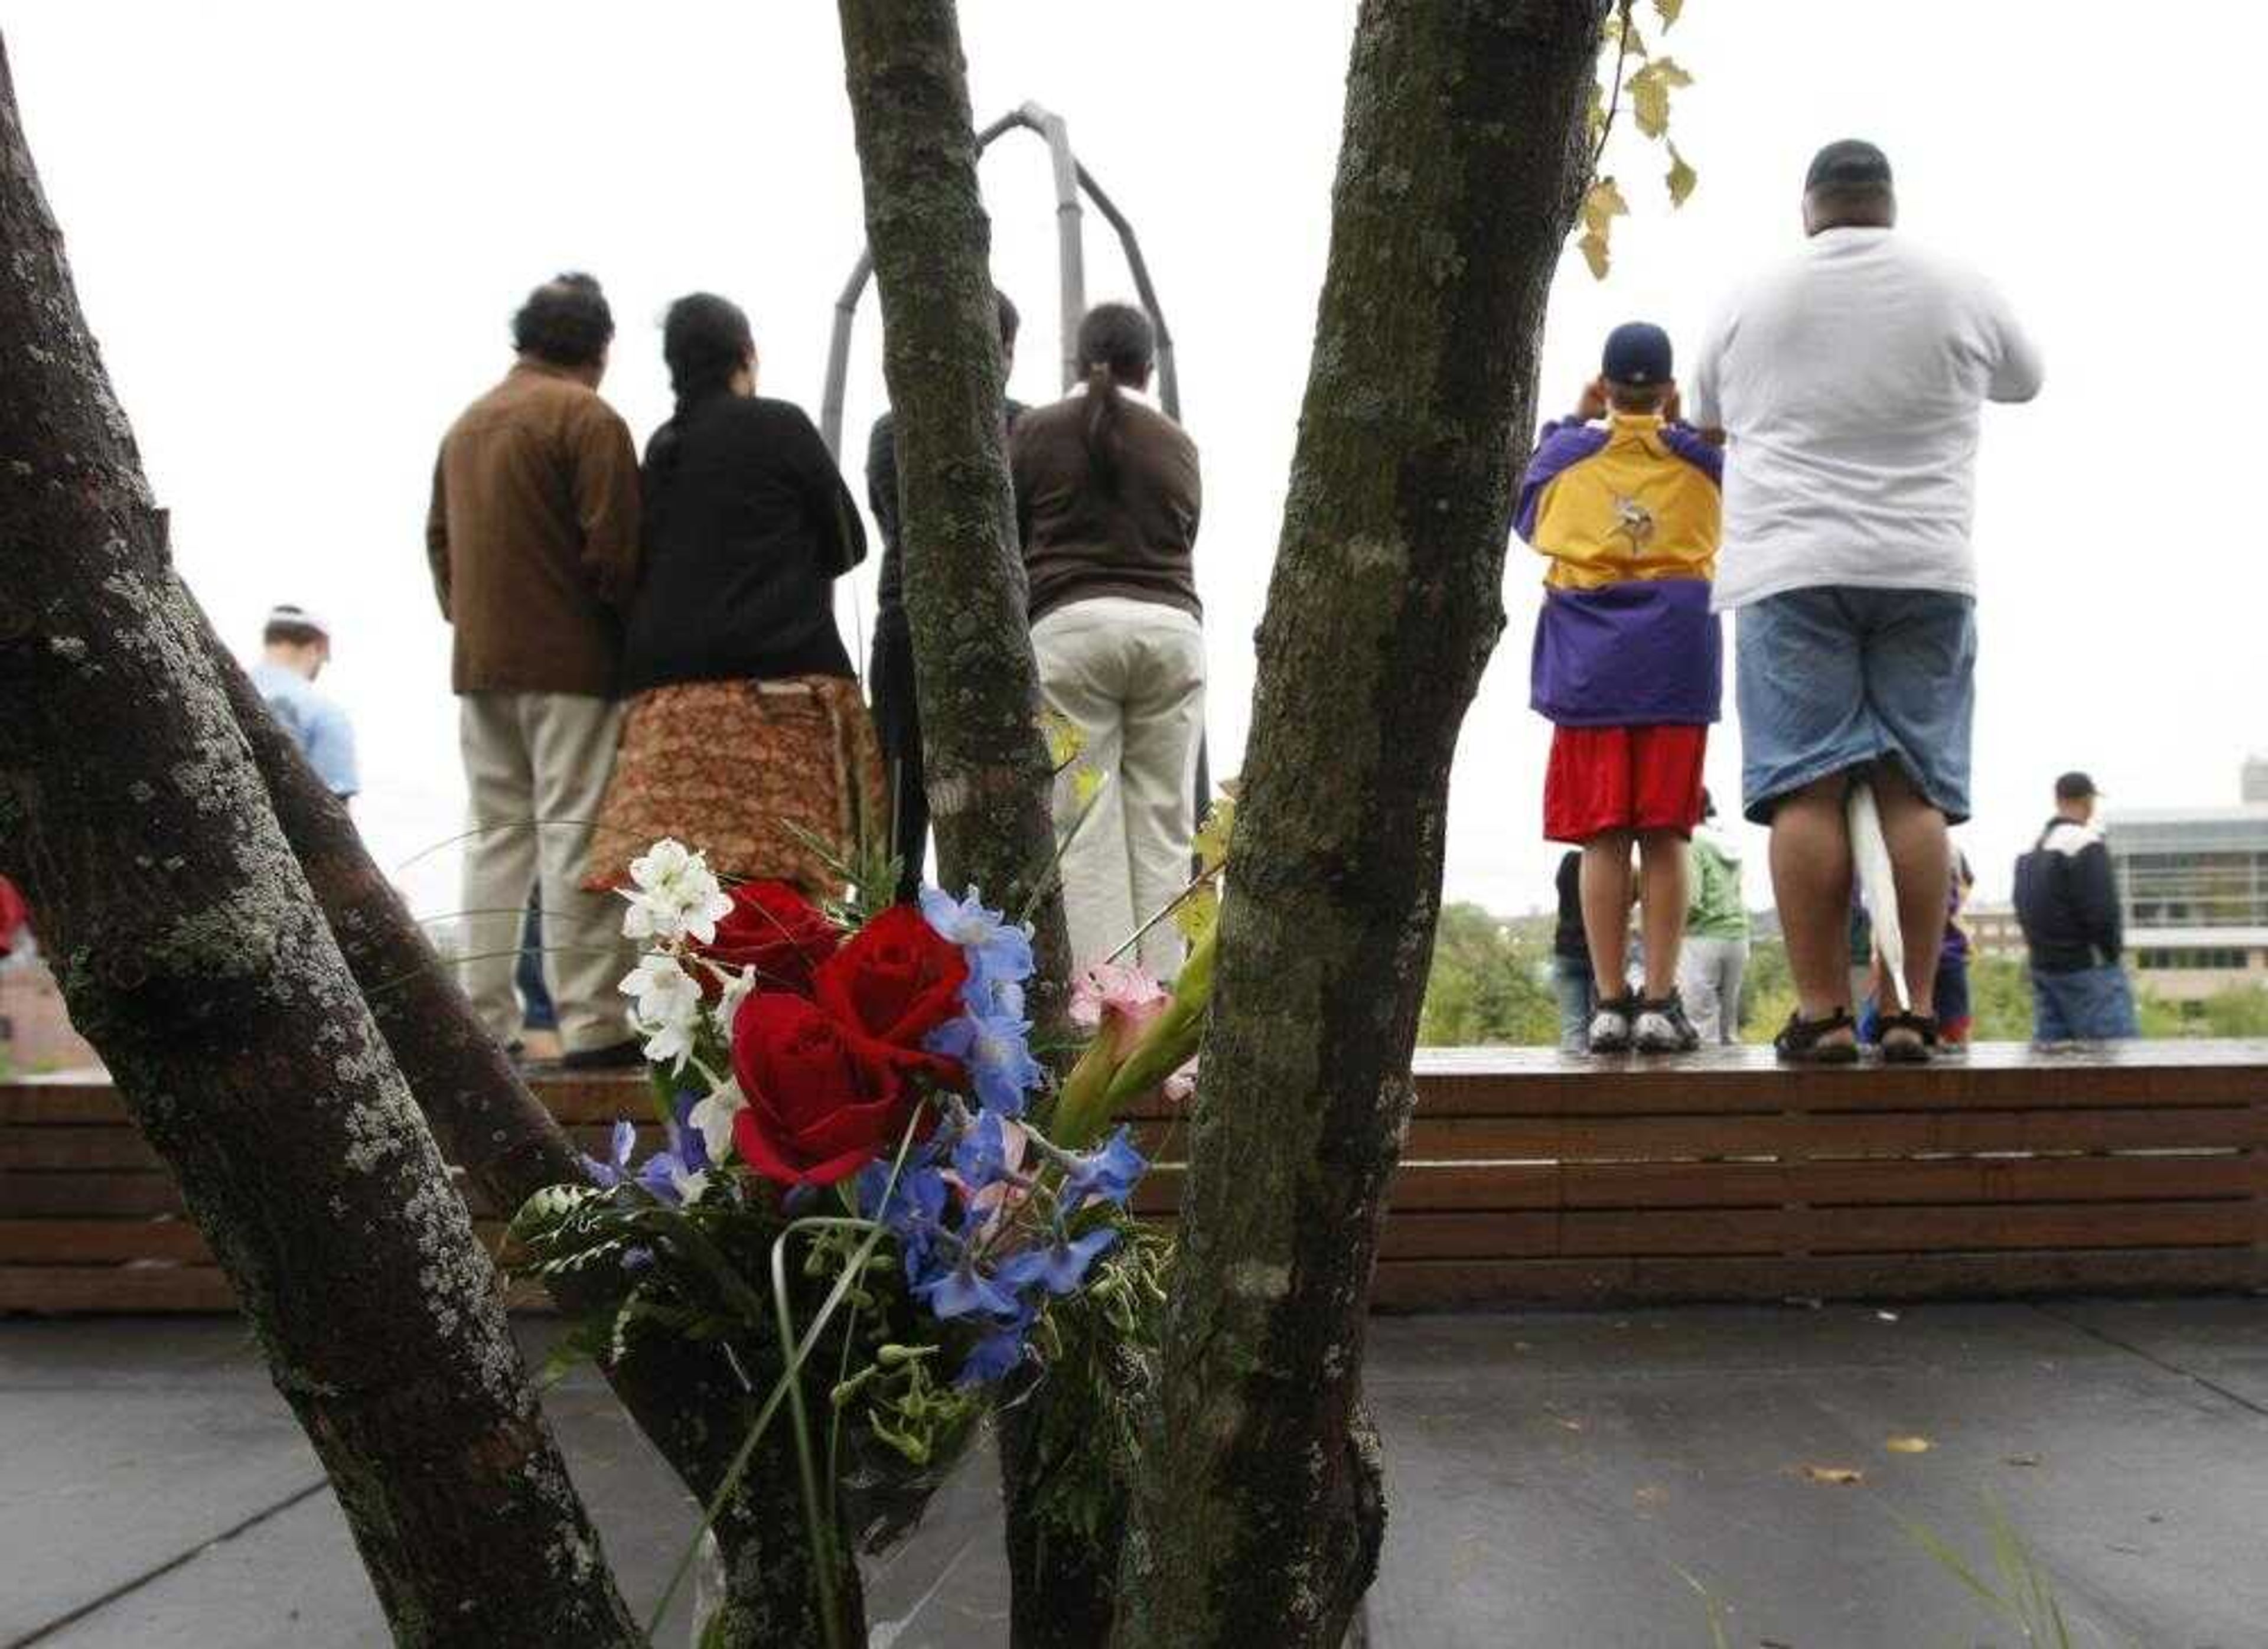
[584,675,885,901]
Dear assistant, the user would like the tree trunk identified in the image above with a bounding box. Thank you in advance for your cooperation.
[1114,5,1602,1645]
[0,32,642,1645]
[832,0,1073,1032]
[206,624,863,1647]
[833,6,1110,1645]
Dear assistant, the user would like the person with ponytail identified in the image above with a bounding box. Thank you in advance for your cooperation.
[583,292,882,902]
[1009,301,1205,979]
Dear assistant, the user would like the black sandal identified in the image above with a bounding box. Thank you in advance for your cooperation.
[1774,1008,1859,1065]
[1876,1011,1939,1064]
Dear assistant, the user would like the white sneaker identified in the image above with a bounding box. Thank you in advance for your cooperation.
[1632,993,1701,1054]
[1586,996,1637,1053]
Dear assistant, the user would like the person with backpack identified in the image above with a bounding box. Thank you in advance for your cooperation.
[2013,771,2137,1042]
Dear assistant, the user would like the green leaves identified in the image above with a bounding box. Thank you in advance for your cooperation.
[1576,2,1702,278]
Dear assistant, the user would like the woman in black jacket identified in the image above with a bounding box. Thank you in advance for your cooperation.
[586,294,881,899]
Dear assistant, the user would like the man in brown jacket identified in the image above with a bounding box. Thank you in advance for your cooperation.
[427,272,641,1066]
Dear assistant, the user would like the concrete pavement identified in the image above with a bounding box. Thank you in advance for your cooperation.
[4,1299,2263,1646]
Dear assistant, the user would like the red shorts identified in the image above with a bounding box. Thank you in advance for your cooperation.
[1544,724,1708,843]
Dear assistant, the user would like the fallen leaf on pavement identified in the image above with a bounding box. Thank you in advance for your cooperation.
[1800,1464,1865,1485]
[1884,1435,1932,1454]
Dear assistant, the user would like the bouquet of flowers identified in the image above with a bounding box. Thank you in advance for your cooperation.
[505,835,1215,1638]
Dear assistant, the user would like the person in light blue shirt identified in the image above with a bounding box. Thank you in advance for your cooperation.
[250,605,359,800]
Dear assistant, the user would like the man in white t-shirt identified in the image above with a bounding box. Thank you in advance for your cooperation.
[1688,139,2041,1063]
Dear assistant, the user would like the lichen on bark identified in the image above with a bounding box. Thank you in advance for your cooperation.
[833,5,1112,1643]
[0,29,641,1644]
[1114,4,1605,1645]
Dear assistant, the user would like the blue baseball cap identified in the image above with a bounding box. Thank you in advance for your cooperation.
[1602,321,1673,386]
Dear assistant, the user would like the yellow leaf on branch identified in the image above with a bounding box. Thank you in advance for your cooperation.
[1666,140,1697,207]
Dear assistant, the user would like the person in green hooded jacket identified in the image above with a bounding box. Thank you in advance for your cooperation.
[1679,790,1751,1044]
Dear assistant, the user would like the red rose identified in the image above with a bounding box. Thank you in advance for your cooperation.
[698,881,839,996]
[814,904,970,1049]
[730,993,924,1187]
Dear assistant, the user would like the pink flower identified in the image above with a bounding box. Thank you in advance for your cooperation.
[1070,961,1169,1058]
[1162,1057,1200,1104]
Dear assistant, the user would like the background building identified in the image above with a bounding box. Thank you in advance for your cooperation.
[2106,766,2268,1003]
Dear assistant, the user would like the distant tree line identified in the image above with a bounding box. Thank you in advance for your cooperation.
[1417,906,2268,1047]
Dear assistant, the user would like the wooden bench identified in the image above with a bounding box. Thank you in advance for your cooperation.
[4,1042,2263,1313]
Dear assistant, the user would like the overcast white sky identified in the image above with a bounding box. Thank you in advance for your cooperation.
[8,2,2263,923]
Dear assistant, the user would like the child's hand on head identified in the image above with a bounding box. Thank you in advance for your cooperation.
[1575,377,1609,422]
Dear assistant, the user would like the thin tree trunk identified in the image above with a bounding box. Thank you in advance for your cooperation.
[832,6,1108,1643]
[0,32,641,1644]
[832,0,1073,1028]
[1115,5,1602,1645]
[207,625,863,1647]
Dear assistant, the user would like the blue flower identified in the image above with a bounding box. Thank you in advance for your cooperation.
[580,1119,638,1189]
[921,885,1035,993]
[926,1011,1044,1117]
[963,972,1025,1021]
[916,1253,1023,1321]
[950,1110,1014,1192]
[996,1225,1120,1298]
[1061,1126,1148,1214]
[857,1161,950,1270]
[957,1308,1035,1388]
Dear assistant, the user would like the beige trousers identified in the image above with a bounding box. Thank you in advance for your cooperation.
[457,691,633,1054]
[1031,597,1206,980]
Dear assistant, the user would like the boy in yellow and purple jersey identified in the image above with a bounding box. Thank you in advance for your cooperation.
[1516,321,1723,1053]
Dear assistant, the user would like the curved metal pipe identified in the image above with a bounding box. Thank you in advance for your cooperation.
[820,106,1059,459]
[1073,161,1179,424]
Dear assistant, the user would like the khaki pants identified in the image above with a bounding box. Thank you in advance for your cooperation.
[457,692,632,1055]
[1031,597,1205,979]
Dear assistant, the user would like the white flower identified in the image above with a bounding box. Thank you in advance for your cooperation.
[619,955,703,1071]
[636,1012,699,1073]
[617,837,735,945]
[711,963,758,1037]
[689,1078,747,1165]
[620,954,702,1026]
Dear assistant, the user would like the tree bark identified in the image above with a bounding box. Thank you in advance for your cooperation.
[832,0,1073,1033]
[0,32,642,1645]
[833,6,1109,1645]
[207,625,863,1647]
[1115,5,1603,1645]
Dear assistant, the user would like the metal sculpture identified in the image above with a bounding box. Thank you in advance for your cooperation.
[819,100,1181,458]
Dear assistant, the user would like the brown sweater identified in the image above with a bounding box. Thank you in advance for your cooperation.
[1011,392,1201,624]
[426,360,641,695]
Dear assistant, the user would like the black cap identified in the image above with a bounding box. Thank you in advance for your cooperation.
[1805,139,1892,194]
[1602,321,1673,387]
[2054,771,2100,801]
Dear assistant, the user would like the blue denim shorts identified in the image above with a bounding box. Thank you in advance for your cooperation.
[1735,587,1976,825]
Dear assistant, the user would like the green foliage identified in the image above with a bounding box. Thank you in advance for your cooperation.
[1967,956,2033,1042]
[1579,0,1700,280]
[1419,903,1562,1047]
[1018,1221,1173,1551]
[1738,936,1794,1044]
[1905,1497,2074,1647]
[2136,980,2268,1038]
